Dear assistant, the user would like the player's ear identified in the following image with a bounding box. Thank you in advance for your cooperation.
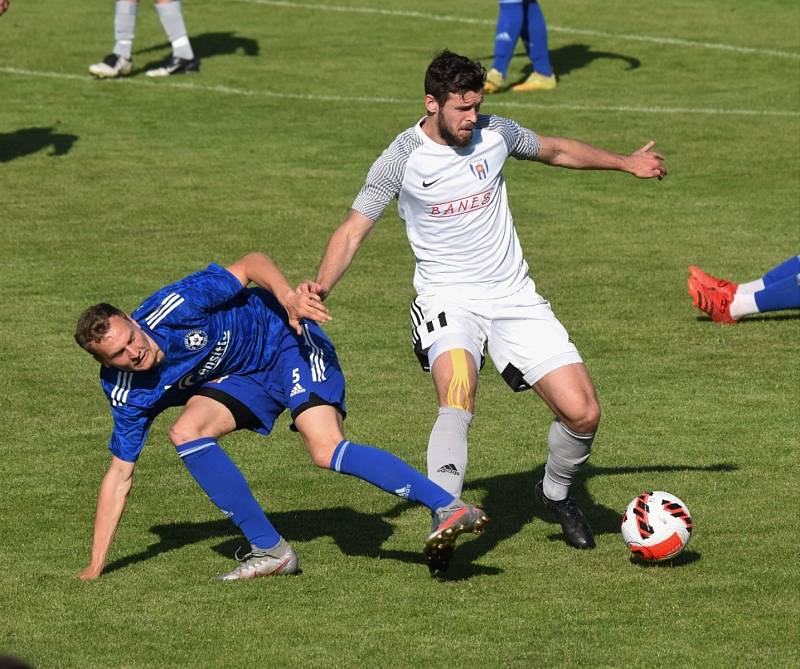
[424,94,439,115]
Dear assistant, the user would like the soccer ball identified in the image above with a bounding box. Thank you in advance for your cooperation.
[621,491,693,562]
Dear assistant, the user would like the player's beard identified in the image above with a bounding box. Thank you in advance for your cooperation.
[437,115,473,148]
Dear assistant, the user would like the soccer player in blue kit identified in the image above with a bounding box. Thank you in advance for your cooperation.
[74,252,487,580]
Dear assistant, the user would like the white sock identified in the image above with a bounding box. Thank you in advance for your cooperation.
[113,1,138,59]
[543,419,594,502]
[155,1,194,59]
[730,292,758,320]
[427,407,472,498]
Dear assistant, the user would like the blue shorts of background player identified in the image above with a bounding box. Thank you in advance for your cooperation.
[75,252,487,581]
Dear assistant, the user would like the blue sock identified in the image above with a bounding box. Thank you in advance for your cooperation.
[493,1,524,76]
[754,273,800,312]
[763,256,800,286]
[330,440,455,511]
[177,438,280,549]
[524,1,553,76]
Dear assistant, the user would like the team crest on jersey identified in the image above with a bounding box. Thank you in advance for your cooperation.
[184,330,208,351]
[469,158,490,180]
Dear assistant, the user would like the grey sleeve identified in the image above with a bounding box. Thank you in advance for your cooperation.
[481,114,541,161]
[351,129,420,222]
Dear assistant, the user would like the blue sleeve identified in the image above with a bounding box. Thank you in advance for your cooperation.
[108,404,155,462]
[177,263,245,311]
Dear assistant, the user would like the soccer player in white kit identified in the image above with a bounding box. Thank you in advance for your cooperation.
[303,51,666,564]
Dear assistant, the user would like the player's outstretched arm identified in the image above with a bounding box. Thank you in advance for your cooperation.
[302,210,375,301]
[226,252,331,334]
[535,136,667,180]
[77,455,135,580]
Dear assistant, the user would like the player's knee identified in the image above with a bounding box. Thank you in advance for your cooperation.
[563,399,601,436]
[169,421,201,447]
[303,435,339,468]
[311,448,335,469]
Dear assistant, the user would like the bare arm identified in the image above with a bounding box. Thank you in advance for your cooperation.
[226,251,330,334]
[301,210,375,301]
[535,136,667,180]
[77,455,135,580]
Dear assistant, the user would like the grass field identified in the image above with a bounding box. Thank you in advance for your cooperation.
[1,1,799,667]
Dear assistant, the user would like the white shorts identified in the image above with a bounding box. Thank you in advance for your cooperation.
[409,280,583,391]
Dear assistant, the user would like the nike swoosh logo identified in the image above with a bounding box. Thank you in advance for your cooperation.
[422,177,441,188]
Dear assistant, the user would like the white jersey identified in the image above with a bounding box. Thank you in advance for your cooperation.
[352,114,541,299]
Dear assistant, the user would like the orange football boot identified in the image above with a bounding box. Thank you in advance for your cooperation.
[688,276,738,324]
[688,265,738,300]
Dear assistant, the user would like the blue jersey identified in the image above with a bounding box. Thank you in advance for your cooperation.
[101,264,289,461]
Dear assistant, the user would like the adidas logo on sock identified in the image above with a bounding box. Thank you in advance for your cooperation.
[437,463,460,476]
[394,484,411,499]
[289,382,306,397]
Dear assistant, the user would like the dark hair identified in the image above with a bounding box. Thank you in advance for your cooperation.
[424,50,486,106]
[74,303,127,351]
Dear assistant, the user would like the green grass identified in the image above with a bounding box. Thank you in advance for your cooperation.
[1,1,799,667]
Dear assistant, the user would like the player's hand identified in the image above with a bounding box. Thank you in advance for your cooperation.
[0,0,10,17]
[283,288,331,335]
[626,141,667,180]
[76,565,103,580]
[297,280,329,301]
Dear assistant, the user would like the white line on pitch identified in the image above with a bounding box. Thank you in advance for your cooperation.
[2,66,799,118]
[238,0,800,60]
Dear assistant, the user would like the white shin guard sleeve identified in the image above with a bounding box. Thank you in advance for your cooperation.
[113,1,138,58]
[427,407,472,498]
[543,419,594,501]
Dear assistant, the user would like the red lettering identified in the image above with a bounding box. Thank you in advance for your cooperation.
[429,189,494,217]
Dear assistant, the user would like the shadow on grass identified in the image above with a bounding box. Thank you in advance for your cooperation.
[103,462,732,578]
[630,550,701,568]
[426,461,731,580]
[694,313,800,324]
[0,127,78,163]
[131,31,260,75]
[548,42,640,76]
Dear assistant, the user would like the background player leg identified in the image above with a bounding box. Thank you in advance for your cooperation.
[147,0,198,77]
[88,0,137,78]
[689,256,800,322]
[735,273,800,319]
[512,0,557,91]
[532,362,600,549]
[485,0,525,93]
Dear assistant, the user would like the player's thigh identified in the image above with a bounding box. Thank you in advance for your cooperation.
[487,300,583,392]
[430,347,479,411]
[533,363,600,434]
[170,394,238,445]
[410,296,486,407]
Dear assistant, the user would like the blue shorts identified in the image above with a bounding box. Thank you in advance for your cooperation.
[197,320,346,436]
